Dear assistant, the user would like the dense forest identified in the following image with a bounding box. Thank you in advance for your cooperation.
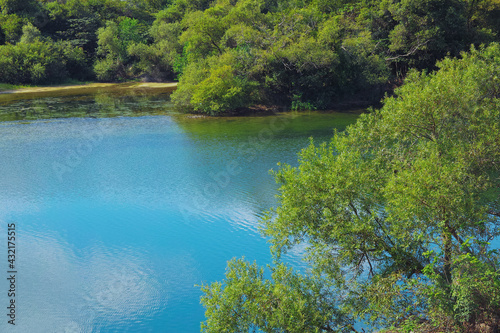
[0,0,499,114]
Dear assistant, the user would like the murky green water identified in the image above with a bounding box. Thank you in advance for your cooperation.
[0,84,176,121]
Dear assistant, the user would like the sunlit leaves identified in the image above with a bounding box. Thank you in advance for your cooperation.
[259,43,500,330]
[94,18,144,80]
[201,258,352,333]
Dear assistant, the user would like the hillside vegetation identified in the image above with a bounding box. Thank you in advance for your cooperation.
[0,0,499,114]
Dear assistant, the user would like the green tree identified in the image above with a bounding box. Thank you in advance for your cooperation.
[179,4,231,58]
[19,22,41,44]
[169,0,393,113]
[94,18,143,81]
[201,44,500,332]
[127,17,183,81]
[201,259,353,332]
[358,0,492,76]
[190,64,258,114]
[0,13,23,44]
[0,37,87,84]
[0,0,38,15]
[171,51,259,115]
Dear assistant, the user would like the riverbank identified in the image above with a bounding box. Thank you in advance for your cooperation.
[0,82,178,95]
[0,82,179,107]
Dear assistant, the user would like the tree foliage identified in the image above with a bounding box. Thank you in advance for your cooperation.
[0,0,500,112]
[0,23,88,84]
[94,18,144,81]
[201,44,500,332]
[166,0,500,114]
[201,259,352,333]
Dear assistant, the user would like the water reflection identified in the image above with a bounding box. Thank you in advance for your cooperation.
[0,90,359,332]
[0,227,162,333]
[0,88,175,121]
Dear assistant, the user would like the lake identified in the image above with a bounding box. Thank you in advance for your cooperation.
[0,87,359,332]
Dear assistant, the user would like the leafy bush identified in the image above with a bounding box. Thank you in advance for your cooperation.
[94,57,120,82]
[290,94,316,111]
[127,21,182,81]
[0,13,23,44]
[0,37,87,84]
[170,59,208,112]
[171,53,258,115]
[190,65,258,114]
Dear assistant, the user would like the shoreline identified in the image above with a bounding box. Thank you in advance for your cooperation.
[0,81,370,119]
[0,82,178,95]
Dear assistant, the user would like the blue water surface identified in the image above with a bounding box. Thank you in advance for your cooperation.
[0,94,358,333]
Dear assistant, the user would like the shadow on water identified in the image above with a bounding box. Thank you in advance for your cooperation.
[173,110,360,140]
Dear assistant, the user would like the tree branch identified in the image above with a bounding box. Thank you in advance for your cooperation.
[385,40,430,61]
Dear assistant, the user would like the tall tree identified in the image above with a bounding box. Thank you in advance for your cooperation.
[201,43,500,332]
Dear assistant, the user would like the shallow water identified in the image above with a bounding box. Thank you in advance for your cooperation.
[0,87,359,332]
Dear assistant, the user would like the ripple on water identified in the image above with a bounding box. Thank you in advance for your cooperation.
[0,101,359,332]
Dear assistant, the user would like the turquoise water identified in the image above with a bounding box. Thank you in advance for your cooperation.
[0,89,359,332]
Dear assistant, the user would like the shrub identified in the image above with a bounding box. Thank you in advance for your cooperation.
[190,65,258,115]
[0,37,88,84]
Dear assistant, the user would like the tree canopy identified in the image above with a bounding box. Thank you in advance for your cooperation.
[1,0,500,113]
[201,43,500,332]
